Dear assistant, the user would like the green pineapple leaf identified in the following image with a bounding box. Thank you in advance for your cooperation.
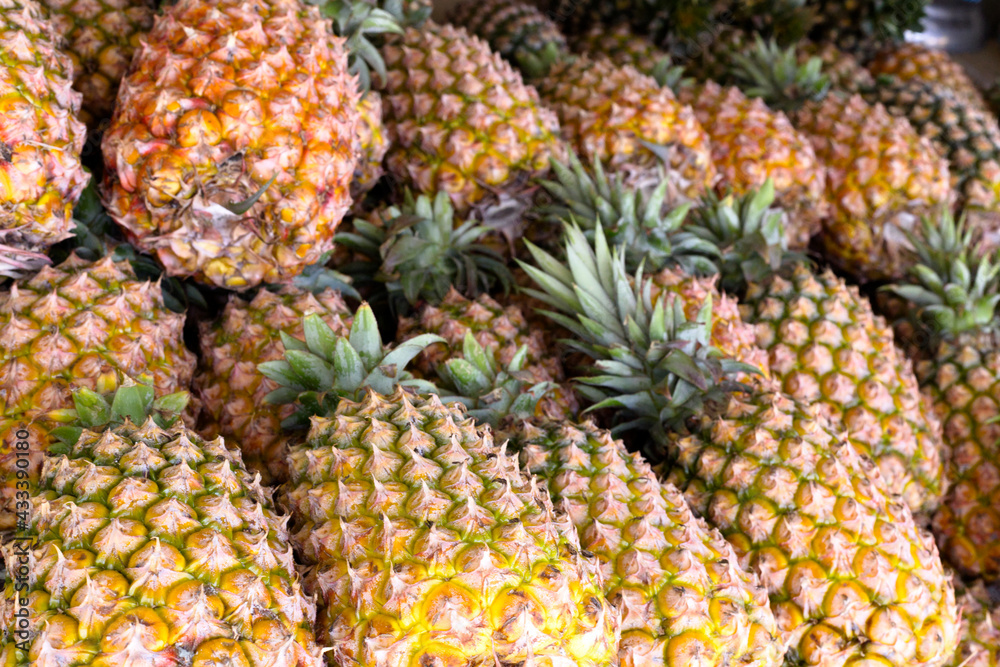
[261,302,443,428]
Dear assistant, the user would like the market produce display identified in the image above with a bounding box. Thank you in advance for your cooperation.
[4,0,1000,665]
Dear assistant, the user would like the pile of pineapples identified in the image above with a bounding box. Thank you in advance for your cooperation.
[5,0,1000,664]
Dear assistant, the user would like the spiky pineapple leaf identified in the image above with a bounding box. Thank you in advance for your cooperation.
[261,303,442,428]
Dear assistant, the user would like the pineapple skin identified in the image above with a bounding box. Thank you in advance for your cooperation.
[861,78,1000,244]
[101,0,360,291]
[744,264,945,513]
[0,0,90,264]
[797,41,874,96]
[194,287,353,485]
[0,254,196,531]
[568,22,669,78]
[396,288,580,419]
[665,387,960,667]
[453,0,716,201]
[37,0,155,123]
[679,82,829,249]
[351,91,389,202]
[280,389,621,667]
[925,333,1000,579]
[797,95,953,282]
[513,418,785,667]
[379,21,566,215]
[0,420,325,667]
[867,43,989,113]
[946,578,1000,667]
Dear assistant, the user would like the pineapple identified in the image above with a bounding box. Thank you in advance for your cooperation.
[519,224,961,667]
[262,305,621,666]
[888,213,1000,579]
[948,578,1000,667]
[732,39,952,282]
[677,82,828,248]
[36,0,155,123]
[867,43,989,112]
[685,183,945,513]
[450,0,716,202]
[0,384,325,667]
[859,76,1000,244]
[378,20,566,218]
[510,418,784,667]
[566,22,828,249]
[987,79,1000,119]
[101,0,360,290]
[194,287,353,485]
[0,0,90,276]
[0,254,196,531]
[396,288,580,419]
[352,92,389,202]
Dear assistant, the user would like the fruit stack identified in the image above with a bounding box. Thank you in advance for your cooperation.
[3,0,1000,666]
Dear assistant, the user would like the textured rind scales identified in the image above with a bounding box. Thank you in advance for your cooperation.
[379,21,565,214]
[351,91,389,202]
[679,82,828,249]
[867,43,989,113]
[665,389,960,667]
[395,288,579,419]
[0,0,90,255]
[0,254,196,531]
[450,0,715,201]
[101,0,359,290]
[0,420,324,667]
[281,389,620,667]
[946,578,1000,667]
[513,418,784,667]
[861,78,1000,242]
[797,95,953,281]
[37,0,155,121]
[195,287,353,484]
[744,265,945,513]
[925,333,1000,579]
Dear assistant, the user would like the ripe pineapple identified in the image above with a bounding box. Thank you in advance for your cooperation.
[511,418,784,667]
[565,22,828,249]
[796,41,873,95]
[194,287,353,484]
[451,0,716,201]
[860,77,1000,244]
[352,92,389,201]
[732,39,952,282]
[101,0,360,290]
[396,288,580,419]
[0,384,325,667]
[0,0,90,275]
[677,82,828,248]
[948,578,1000,667]
[0,254,196,531]
[868,43,989,112]
[37,0,155,123]
[888,213,1000,579]
[519,224,961,667]
[263,306,621,666]
[378,20,565,217]
[685,183,945,513]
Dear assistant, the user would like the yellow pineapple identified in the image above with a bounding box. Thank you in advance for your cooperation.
[101,0,360,290]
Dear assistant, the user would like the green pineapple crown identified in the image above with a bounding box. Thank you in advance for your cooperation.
[309,0,423,91]
[335,190,512,314]
[539,152,716,275]
[260,302,552,428]
[50,379,191,452]
[684,180,808,295]
[517,223,755,448]
[886,211,1000,339]
[729,34,831,113]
